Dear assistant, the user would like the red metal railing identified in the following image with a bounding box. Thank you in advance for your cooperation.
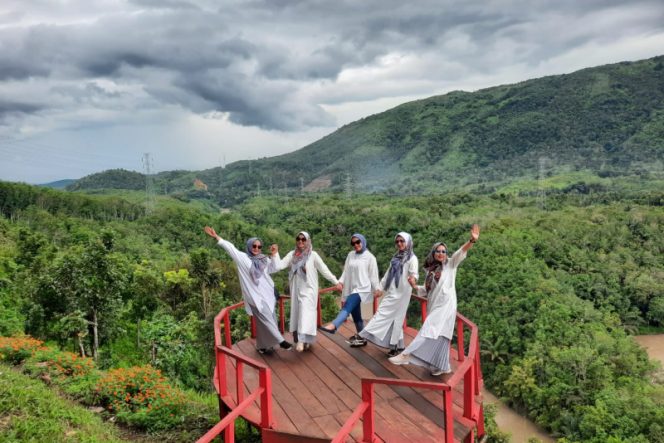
[331,293,485,443]
[202,290,484,443]
[197,301,274,443]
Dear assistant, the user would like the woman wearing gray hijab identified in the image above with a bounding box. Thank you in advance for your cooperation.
[204,226,292,353]
[270,231,339,352]
[357,232,419,356]
[389,225,480,375]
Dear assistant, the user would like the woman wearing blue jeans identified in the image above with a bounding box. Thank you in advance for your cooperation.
[319,233,380,344]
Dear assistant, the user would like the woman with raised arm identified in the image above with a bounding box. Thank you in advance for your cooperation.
[204,226,292,354]
[355,232,419,356]
[388,224,480,376]
[269,232,339,352]
[319,233,380,343]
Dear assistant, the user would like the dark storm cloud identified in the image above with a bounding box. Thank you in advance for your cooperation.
[1,0,663,132]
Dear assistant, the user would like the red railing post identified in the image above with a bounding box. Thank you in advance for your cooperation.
[259,367,274,428]
[216,347,228,397]
[444,389,454,443]
[279,297,286,333]
[456,318,465,362]
[224,311,232,347]
[361,380,375,443]
[236,361,244,405]
[464,355,475,421]
[317,294,322,327]
[420,298,427,322]
[250,315,257,338]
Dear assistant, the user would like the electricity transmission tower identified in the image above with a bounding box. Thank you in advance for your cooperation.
[142,153,155,214]
[344,172,353,199]
[537,156,548,210]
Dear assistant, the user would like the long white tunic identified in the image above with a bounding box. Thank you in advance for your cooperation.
[338,251,380,303]
[270,251,338,336]
[217,239,276,316]
[416,247,467,340]
[362,255,419,345]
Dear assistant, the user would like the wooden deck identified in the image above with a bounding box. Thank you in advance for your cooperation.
[217,322,481,442]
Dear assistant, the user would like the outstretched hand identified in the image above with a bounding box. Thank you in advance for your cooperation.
[204,226,221,241]
[470,224,480,242]
[270,244,279,256]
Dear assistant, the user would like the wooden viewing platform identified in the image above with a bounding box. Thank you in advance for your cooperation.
[198,294,485,443]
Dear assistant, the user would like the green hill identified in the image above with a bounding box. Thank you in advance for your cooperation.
[70,55,664,204]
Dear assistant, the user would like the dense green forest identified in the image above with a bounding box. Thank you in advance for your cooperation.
[67,55,664,205]
[1,180,663,442]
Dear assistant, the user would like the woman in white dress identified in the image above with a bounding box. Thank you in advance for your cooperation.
[204,226,293,353]
[319,233,380,342]
[269,231,339,352]
[357,232,419,356]
[388,224,479,375]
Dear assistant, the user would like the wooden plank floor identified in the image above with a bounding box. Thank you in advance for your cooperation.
[218,322,479,442]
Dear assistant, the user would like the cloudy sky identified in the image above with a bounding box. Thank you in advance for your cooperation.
[1,0,663,183]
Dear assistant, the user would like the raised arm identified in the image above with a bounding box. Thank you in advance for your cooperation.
[314,252,339,286]
[461,224,480,253]
[204,226,244,264]
[269,245,292,273]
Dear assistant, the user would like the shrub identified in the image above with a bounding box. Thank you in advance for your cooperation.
[0,335,46,364]
[95,365,187,431]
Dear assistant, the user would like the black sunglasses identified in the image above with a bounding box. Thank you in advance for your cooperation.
[434,249,447,254]
[296,237,306,242]
[351,240,362,246]
[252,244,263,249]
[395,239,405,244]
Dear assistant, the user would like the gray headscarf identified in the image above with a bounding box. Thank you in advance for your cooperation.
[384,232,413,290]
[245,237,268,284]
[289,231,312,279]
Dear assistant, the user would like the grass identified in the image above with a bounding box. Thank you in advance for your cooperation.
[0,362,127,442]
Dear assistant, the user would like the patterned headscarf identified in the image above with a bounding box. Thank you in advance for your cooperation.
[351,233,367,254]
[289,231,312,279]
[384,232,413,290]
[424,242,447,294]
[245,237,268,285]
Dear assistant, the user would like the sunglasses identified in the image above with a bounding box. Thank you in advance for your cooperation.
[434,249,447,254]
[351,240,362,246]
[395,239,406,244]
[252,244,262,250]
[296,237,306,242]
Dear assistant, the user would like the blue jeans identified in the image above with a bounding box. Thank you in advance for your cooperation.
[331,293,364,332]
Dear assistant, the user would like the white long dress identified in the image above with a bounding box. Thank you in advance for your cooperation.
[404,247,467,371]
[216,239,285,349]
[270,251,338,343]
[359,255,419,348]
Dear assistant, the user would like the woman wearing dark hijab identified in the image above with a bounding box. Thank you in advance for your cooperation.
[270,231,339,352]
[204,226,292,353]
[319,233,380,343]
[389,224,480,375]
[356,232,419,355]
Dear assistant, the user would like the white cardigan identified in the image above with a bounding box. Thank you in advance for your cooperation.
[217,239,277,316]
[416,247,467,340]
[338,250,380,303]
[269,250,338,336]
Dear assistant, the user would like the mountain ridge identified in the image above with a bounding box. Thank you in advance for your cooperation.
[68,55,664,204]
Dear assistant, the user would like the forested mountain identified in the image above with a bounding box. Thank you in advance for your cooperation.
[69,55,664,204]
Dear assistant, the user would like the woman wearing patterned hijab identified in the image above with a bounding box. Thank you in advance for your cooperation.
[204,226,292,353]
[356,232,419,355]
[389,224,480,376]
[270,231,339,352]
[320,233,380,341]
